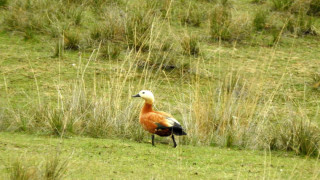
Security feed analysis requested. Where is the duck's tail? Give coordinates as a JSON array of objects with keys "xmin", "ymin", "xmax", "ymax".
[{"xmin": 172, "ymin": 122, "xmax": 187, "ymax": 136}]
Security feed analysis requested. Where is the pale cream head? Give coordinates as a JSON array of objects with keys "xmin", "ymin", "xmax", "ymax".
[{"xmin": 132, "ymin": 90, "xmax": 155, "ymax": 104}]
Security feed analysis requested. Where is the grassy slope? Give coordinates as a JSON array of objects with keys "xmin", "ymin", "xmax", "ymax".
[
  {"xmin": 0, "ymin": 1, "xmax": 320, "ymax": 178},
  {"xmin": 0, "ymin": 132, "xmax": 319, "ymax": 179}
]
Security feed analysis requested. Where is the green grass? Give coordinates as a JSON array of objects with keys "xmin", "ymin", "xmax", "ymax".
[
  {"xmin": 0, "ymin": 132, "xmax": 319, "ymax": 179},
  {"xmin": 0, "ymin": 0, "xmax": 320, "ymax": 165}
]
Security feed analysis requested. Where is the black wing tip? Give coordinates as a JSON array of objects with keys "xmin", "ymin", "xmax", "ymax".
[{"xmin": 173, "ymin": 130, "xmax": 187, "ymax": 136}]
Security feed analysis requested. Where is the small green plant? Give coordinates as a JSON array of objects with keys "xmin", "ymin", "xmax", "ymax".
[
  {"xmin": 253, "ymin": 10, "xmax": 269, "ymax": 31},
  {"xmin": 181, "ymin": 34, "xmax": 200, "ymax": 56}
]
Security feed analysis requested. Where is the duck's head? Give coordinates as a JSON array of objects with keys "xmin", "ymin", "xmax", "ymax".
[{"xmin": 132, "ymin": 90, "xmax": 154, "ymax": 104}]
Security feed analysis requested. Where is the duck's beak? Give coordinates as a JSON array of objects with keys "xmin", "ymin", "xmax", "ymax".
[{"xmin": 132, "ymin": 93, "xmax": 141, "ymax": 97}]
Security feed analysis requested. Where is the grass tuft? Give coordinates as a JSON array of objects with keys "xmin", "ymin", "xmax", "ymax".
[
  {"xmin": 181, "ymin": 34, "xmax": 200, "ymax": 56},
  {"xmin": 253, "ymin": 10, "xmax": 269, "ymax": 31}
]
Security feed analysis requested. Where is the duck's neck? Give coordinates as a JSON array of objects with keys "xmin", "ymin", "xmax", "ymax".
[{"xmin": 141, "ymin": 102, "xmax": 153, "ymax": 113}]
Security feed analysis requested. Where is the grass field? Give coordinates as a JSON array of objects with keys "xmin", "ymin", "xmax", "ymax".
[
  {"xmin": 0, "ymin": 132, "xmax": 320, "ymax": 179},
  {"xmin": 1, "ymin": 0, "xmax": 320, "ymax": 179}
]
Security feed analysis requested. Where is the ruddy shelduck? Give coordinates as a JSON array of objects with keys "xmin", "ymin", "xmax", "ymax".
[{"xmin": 132, "ymin": 90, "xmax": 187, "ymax": 148}]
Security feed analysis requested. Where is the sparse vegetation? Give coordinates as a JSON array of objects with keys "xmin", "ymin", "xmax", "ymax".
[
  {"xmin": 181, "ymin": 34, "xmax": 200, "ymax": 56},
  {"xmin": 5, "ymin": 154, "xmax": 69, "ymax": 180},
  {"xmin": 0, "ymin": 0, "xmax": 320, "ymax": 173}
]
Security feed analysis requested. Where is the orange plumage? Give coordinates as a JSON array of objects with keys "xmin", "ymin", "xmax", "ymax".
[{"xmin": 132, "ymin": 90, "xmax": 187, "ymax": 147}]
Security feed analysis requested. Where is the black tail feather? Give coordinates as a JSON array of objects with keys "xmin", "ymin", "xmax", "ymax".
[{"xmin": 172, "ymin": 122, "xmax": 187, "ymax": 136}]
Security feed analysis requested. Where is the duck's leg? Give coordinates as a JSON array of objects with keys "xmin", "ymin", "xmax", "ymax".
[
  {"xmin": 171, "ymin": 135, "xmax": 177, "ymax": 148},
  {"xmin": 151, "ymin": 134, "xmax": 155, "ymax": 146}
]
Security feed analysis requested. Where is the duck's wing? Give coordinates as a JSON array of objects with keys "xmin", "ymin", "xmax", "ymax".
[{"xmin": 145, "ymin": 112, "xmax": 187, "ymax": 136}]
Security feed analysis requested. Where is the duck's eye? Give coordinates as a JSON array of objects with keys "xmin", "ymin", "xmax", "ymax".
[{"xmin": 142, "ymin": 92, "xmax": 145, "ymax": 94}]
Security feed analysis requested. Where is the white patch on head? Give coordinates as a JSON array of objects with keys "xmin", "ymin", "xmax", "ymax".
[{"xmin": 138, "ymin": 90, "xmax": 155, "ymax": 104}]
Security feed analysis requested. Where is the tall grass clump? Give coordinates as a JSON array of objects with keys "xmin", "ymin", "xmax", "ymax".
[
  {"xmin": 271, "ymin": 0, "xmax": 295, "ymax": 11},
  {"xmin": 253, "ymin": 10, "xmax": 269, "ymax": 31},
  {"xmin": 209, "ymin": 2, "xmax": 251, "ymax": 41},
  {"xmin": 1, "ymin": 49, "xmax": 151, "ymax": 140},
  {"xmin": 279, "ymin": 118, "xmax": 320, "ymax": 156},
  {"xmin": 308, "ymin": 0, "xmax": 320, "ymax": 16},
  {"xmin": 180, "ymin": 2, "xmax": 203, "ymax": 27},
  {"xmin": 209, "ymin": 5, "xmax": 232, "ymax": 40},
  {"xmin": 286, "ymin": 12, "xmax": 317, "ymax": 36},
  {"xmin": 182, "ymin": 69, "xmax": 320, "ymax": 155},
  {"xmin": 7, "ymin": 159, "xmax": 38, "ymax": 180},
  {"xmin": 125, "ymin": 8, "xmax": 157, "ymax": 52},
  {"xmin": 6, "ymin": 154, "xmax": 69, "ymax": 180},
  {"xmin": 187, "ymin": 71, "xmax": 260, "ymax": 146},
  {"xmin": 181, "ymin": 34, "xmax": 200, "ymax": 56},
  {"xmin": 44, "ymin": 154, "xmax": 69, "ymax": 180}
]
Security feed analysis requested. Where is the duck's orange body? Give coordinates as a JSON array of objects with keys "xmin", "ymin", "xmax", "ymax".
[
  {"xmin": 139, "ymin": 103, "xmax": 175, "ymax": 137},
  {"xmin": 133, "ymin": 90, "xmax": 187, "ymax": 147}
]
